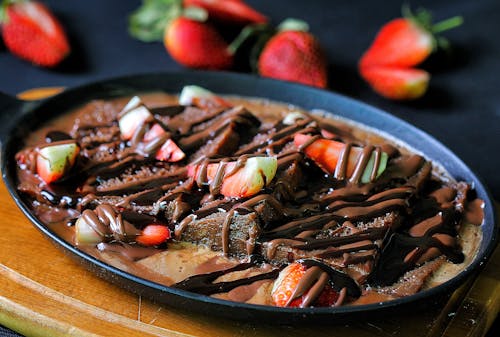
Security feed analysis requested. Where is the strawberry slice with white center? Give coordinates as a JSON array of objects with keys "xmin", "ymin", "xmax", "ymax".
[
  {"xmin": 36, "ymin": 141, "xmax": 79, "ymax": 183},
  {"xmin": 294, "ymin": 134, "xmax": 388, "ymax": 183},
  {"xmin": 187, "ymin": 156, "xmax": 277, "ymax": 198},
  {"xmin": 118, "ymin": 96, "xmax": 154, "ymax": 140},
  {"xmin": 179, "ymin": 85, "xmax": 231, "ymax": 109}
]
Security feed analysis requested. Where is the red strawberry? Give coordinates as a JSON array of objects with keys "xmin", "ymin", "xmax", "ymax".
[
  {"xmin": 143, "ymin": 123, "xmax": 167, "ymax": 142},
  {"xmin": 360, "ymin": 66, "xmax": 430, "ymax": 101},
  {"xmin": 164, "ymin": 16, "xmax": 233, "ymax": 70},
  {"xmin": 155, "ymin": 139, "xmax": 185, "ymax": 162},
  {"xmin": 294, "ymin": 133, "xmax": 388, "ymax": 183},
  {"xmin": 118, "ymin": 96, "xmax": 154, "ymax": 140},
  {"xmin": 142, "ymin": 123, "xmax": 186, "ymax": 162},
  {"xmin": 187, "ymin": 156, "xmax": 277, "ymax": 198},
  {"xmin": 36, "ymin": 141, "xmax": 80, "ymax": 184},
  {"xmin": 258, "ymin": 30, "xmax": 327, "ymax": 88},
  {"xmin": 358, "ymin": 6, "xmax": 462, "ymax": 100},
  {"xmin": 359, "ymin": 8, "xmax": 463, "ymax": 69},
  {"xmin": 0, "ymin": 0, "xmax": 70, "ymax": 67},
  {"xmin": 183, "ymin": 0, "xmax": 267, "ymax": 26},
  {"xmin": 271, "ymin": 262, "xmax": 339, "ymax": 307},
  {"xmin": 136, "ymin": 224, "xmax": 171, "ymax": 246}
]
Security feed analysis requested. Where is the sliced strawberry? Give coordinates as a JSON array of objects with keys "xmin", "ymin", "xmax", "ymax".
[
  {"xmin": 0, "ymin": 0, "xmax": 70, "ymax": 67},
  {"xmin": 75, "ymin": 211, "xmax": 104, "ymax": 245},
  {"xmin": 183, "ymin": 0, "xmax": 267, "ymax": 26},
  {"xmin": 294, "ymin": 134, "xmax": 388, "ymax": 183},
  {"xmin": 155, "ymin": 139, "xmax": 186, "ymax": 162},
  {"xmin": 272, "ymin": 262, "xmax": 306, "ymax": 307},
  {"xmin": 178, "ymin": 85, "xmax": 232, "ymax": 108},
  {"xmin": 282, "ymin": 111, "xmax": 308, "ymax": 126},
  {"xmin": 118, "ymin": 96, "xmax": 154, "ymax": 140},
  {"xmin": 271, "ymin": 262, "xmax": 339, "ymax": 307},
  {"xmin": 187, "ymin": 156, "xmax": 277, "ymax": 198},
  {"xmin": 36, "ymin": 141, "xmax": 79, "ymax": 184},
  {"xmin": 360, "ymin": 66, "xmax": 430, "ymax": 100},
  {"xmin": 143, "ymin": 123, "xmax": 167, "ymax": 142},
  {"xmin": 136, "ymin": 224, "xmax": 171, "ymax": 246},
  {"xmin": 141, "ymin": 122, "xmax": 185, "ymax": 162},
  {"xmin": 294, "ymin": 134, "xmax": 345, "ymax": 174}
]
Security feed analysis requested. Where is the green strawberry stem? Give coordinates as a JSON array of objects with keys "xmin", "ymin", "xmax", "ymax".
[
  {"xmin": 402, "ymin": 4, "xmax": 463, "ymax": 34},
  {"xmin": 402, "ymin": 4, "xmax": 463, "ymax": 51},
  {"xmin": 431, "ymin": 16, "xmax": 463, "ymax": 34},
  {"xmin": 227, "ymin": 23, "xmax": 272, "ymax": 55}
]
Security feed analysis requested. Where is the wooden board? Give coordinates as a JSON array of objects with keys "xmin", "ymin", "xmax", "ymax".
[{"xmin": 0, "ymin": 88, "xmax": 498, "ymax": 336}]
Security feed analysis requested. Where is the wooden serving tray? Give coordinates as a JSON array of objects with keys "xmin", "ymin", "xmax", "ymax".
[{"xmin": 0, "ymin": 88, "xmax": 498, "ymax": 336}]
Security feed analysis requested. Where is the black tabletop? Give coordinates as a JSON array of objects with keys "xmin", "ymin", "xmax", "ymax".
[{"xmin": 0, "ymin": 0, "xmax": 498, "ymax": 335}]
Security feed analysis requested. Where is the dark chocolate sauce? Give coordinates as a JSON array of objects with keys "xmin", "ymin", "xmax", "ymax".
[
  {"xmin": 173, "ymin": 256, "xmax": 280, "ymax": 295},
  {"xmin": 14, "ymin": 93, "xmax": 484, "ymax": 308}
]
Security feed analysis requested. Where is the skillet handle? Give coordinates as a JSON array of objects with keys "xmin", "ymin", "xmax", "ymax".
[{"xmin": 0, "ymin": 91, "xmax": 24, "ymax": 146}]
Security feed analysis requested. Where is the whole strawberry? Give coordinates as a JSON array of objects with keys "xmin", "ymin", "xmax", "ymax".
[
  {"xmin": 0, "ymin": 0, "xmax": 70, "ymax": 67},
  {"xmin": 164, "ymin": 15, "xmax": 233, "ymax": 70},
  {"xmin": 183, "ymin": 0, "xmax": 267, "ymax": 26},
  {"xmin": 359, "ymin": 6, "xmax": 462, "ymax": 100},
  {"xmin": 359, "ymin": 6, "xmax": 463, "ymax": 69},
  {"xmin": 258, "ymin": 23, "xmax": 327, "ymax": 88}
]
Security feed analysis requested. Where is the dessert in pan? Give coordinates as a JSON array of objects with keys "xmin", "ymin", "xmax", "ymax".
[{"xmin": 14, "ymin": 85, "xmax": 484, "ymax": 308}]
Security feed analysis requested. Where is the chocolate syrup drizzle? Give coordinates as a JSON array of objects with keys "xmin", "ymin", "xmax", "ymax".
[
  {"xmin": 173, "ymin": 255, "xmax": 280, "ymax": 295},
  {"xmin": 15, "ymin": 95, "xmax": 484, "ymax": 308}
]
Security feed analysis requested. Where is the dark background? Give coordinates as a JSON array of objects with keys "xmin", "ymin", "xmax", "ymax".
[{"xmin": 0, "ymin": 0, "xmax": 498, "ymax": 335}]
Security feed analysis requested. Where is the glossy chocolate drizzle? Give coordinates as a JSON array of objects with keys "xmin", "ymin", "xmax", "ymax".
[
  {"xmin": 79, "ymin": 204, "xmax": 142, "ymax": 242},
  {"xmin": 173, "ymin": 255, "xmax": 280, "ymax": 295},
  {"xmin": 15, "ymin": 95, "xmax": 484, "ymax": 307}
]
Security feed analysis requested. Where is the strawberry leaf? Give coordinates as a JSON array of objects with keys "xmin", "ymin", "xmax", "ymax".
[{"xmin": 128, "ymin": 0, "xmax": 182, "ymax": 42}]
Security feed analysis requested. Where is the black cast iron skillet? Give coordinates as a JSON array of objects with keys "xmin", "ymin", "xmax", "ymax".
[{"xmin": 0, "ymin": 71, "xmax": 497, "ymax": 324}]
